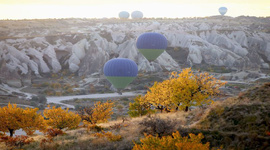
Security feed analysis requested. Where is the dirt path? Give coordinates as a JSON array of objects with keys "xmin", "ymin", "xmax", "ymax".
[{"xmin": 47, "ymin": 91, "xmax": 145, "ymax": 108}]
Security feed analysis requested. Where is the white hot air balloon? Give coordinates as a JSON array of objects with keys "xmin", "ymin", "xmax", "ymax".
[
  {"xmin": 131, "ymin": 11, "xmax": 143, "ymax": 19},
  {"xmin": 219, "ymin": 7, "xmax": 228, "ymax": 16},
  {"xmin": 119, "ymin": 11, "xmax": 130, "ymax": 19}
]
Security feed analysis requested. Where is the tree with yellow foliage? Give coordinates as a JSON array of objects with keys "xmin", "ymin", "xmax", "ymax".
[
  {"xmin": 21, "ymin": 108, "xmax": 47, "ymax": 135},
  {"xmin": 144, "ymin": 79, "xmax": 175, "ymax": 112},
  {"xmin": 128, "ymin": 95, "xmax": 154, "ymax": 117},
  {"xmin": 141, "ymin": 68, "xmax": 226, "ymax": 112},
  {"xmin": 43, "ymin": 106, "xmax": 81, "ymax": 130},
  {"xmin": 0, "ymin": 103, "xmax": 46, "ymax": 137},
  {"xmin": 133, "ymin": 131, "xmax": 209, "ymax": 150},
  {"xmin": 79, "ymin": 101, "xmax": 114, "ymax": 126}
]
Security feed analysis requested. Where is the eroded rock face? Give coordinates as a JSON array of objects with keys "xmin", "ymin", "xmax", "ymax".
[
  {"xmin": 0, "ymin": 16, "xmax": 269, "ymax": 78},
  {"xmin": 78, "ymin": 41, "xmax": 109, "ymax": 76}
]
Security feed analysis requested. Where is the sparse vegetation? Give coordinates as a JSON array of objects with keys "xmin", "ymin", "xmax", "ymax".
[
  {"xmin": 180, "ymin": 82, "xmax": 270, "ymax": 149},
  {"xmin": 93, "ymin": 131, "xmax": 122, "ymax": 142},
  {"xmin": 5, "ymin": 81, "xmax": 268, "ymax": 150}
]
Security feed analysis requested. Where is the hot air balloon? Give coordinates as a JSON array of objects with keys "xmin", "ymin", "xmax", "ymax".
[
  {"xmin": 131, "ymin": 11, "xmax": 143, "ymax": 19},
  {"xmin": 136, "ymin": 32, "xmax": 168, "ymax": 62},
  {"xmin": 119, "ymin": 11, "xmax": 130, "ymax": 19},
  {"xmin": 103, "ymin": 58, "xmax": 138, "ymax": 94},
  {"xmin": 219, "ymin": 7, "xmax": 228, "ymax": 16}
]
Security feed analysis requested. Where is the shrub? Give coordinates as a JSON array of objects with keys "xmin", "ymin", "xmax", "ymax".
[
  {"xmin": 109, "ymin": 122, "xmax": 129, "ymax": 131},
  {"xmin": 55, "ymin": 91, "xmax": 62, "ymax": 96},
  {"xmin": 0, "ymin": 135, "xmax": 34, "ymax": 149},
  {"xmin": 109, "ymin": 123, "xmax": 122, "ymax": 131},
  {"xmin": 139, "ymin": 115, "xmax": 177, "ymax": 138},
  {"xmin": 133, "ymin": 131, "xmax": 209, "ymax": 150},
  {"xmin": 116, "ymin": 104, "xmax": 124, "ymax": 113},
  {"xmin": 31, "ymin": 94, "xmax": 47, "ymax": 104},
  {"xmin": 93, "ymin": 131, "xmax": 122, "ymax": 142},
  {"xmin": 41, "ymin": 82, "xmax": 50, "ymax": 87},
  {"xmin": 45, "ymin": 128, "xmax": 64, "ymax": 140},
  {"xmin": 176, "ymin": 128, "xmax": 269, "ymax": 149},
  {"xmin": 51, "ymin": 82, "xmax": 61, "ymax": 89},
  {"xmin": 87, "ymin": 124, "xmax": 103, "ymax": 132},
  {"xmin": 39, "ymin": 128, "xmax": 65, "ymax": 149},
  {"xmin": 128, "ymin": 95, "xmax": 154, "ymax": 117}
]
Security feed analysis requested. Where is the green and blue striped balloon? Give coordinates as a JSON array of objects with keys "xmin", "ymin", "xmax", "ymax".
[
  {"xmin": 136, "ymin": 32, "xmax": 168, "ymax": 62},
  {"xmin": 104, "ymin": 58, "xmax": 138, "ymax": 90}
]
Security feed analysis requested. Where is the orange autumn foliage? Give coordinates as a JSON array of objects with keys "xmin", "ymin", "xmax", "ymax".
[
  {"xmin": 79, "ymin": 101, "xmax": 114, "ymax": 126},
  {"xmin": 43, "ymin": 106, "xmax": 81, "ymax": 130},
  {"xmin": 0, "ymin": 103, "xmax": 46, "ymax": 137},
  {"xmin": 21, "ymin": 107, "xmax": 47, "ymax": 135},
  {"xmin": 0, "ymin": 135, "xmax": 34, "ymax": 148},
  {"xmin": 143, "ymin": 68, "xmax": 226, "ymax": 112},
  {"xmin": 133, "ymin": 131, "xmax": 209, "ymax": 150}
]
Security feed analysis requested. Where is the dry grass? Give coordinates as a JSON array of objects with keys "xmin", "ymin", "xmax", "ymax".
[
  {"xmin": 0, "ymin": 143, "xmax": 5, "ymax": 150},
  {"xmin": 182, "ymin": 83, "xmax": 270, "ymax": 149},
  {"xmin": 18, "ymin": 110, "xmax": 192, "ymax": 150}
]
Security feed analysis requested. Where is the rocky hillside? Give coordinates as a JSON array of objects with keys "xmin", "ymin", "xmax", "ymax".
[
  {"xmin": 0, "ymin": 16, "xmax": 270, "ymax": 79},
  {"xmin": 188, "ymin": 82, "xmax": 270, "ymax": 149}
]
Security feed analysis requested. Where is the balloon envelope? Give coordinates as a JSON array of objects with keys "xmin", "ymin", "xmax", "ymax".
[
  {"xmin": 131, "ymin": 11, "xmax": 143, "ymax": 19},
  {"xmin": 219, "ymin": 7, "xmax": 227, "ymax": 16},
  {"xmin": 104, "ymin": 58, "xmax": 138, "ymax": 89},
  {"xmin": 119, "ymin": 11, "xmax": 130, "ymax": 19},
  {"xmin": 136, "ymin": 32, "xmax": 168, "ymax": 61}
]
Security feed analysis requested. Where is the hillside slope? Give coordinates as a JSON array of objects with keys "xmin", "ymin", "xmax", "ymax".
[{"xmin": 9, "ymin": 82, "xmax": 269, "ymax": 150}]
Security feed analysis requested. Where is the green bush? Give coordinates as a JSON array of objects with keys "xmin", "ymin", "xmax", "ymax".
[
  {"xmin": 128, "ymin": 95, "xmax": 154, "ymax": 117},
  {"xmin": 30, "ymin": 94, "xmax": 47, "ymax": 106}
]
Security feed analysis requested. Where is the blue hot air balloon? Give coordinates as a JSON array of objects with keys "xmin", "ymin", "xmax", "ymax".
[
  {"xmin": 136, "ymin": 32, "xmax": 168, "ymax": 62},
  {"xmin": 104, "ymin": 58, "xmax": 138, "ymax": 94},
  {"xmin": 219, "ymin": 7, "xmax": 228, "ymax": 16},
  {"xmin": 131, "ymin": 11, "xmax": 143, "ymax": 19},
  {"xmin": 119, "ymin": 11, "xmax": 130, "ymax": 19}
]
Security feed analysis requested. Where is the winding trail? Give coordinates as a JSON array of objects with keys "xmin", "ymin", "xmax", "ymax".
[{"xmin": 46, "ymin": 91, "xmax": 145, "ymax": 108}]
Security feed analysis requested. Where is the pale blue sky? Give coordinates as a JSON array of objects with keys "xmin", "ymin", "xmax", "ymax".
[{"xmin": 0, "ymin": 0, "xmax": 269, "ymax": 19}]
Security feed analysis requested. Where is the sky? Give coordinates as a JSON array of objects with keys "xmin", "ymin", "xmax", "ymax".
[{"xmin": 0, "ymin": 0, "xmax": 269, "ymax": 19}]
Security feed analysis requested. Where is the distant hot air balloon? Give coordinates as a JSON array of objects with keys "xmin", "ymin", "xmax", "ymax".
[
  {"xmin": 136, "ymin": 32, "xmax": 168, "ymax": 62},
  {"xmin": 103, "ymin": 58, "xmax": 138, "ymax": 94},
  {"xmin": 131, "ymin": 11, "xmax": 143, "ymax": 19},
  {"xmin": 119, "ymin": 11, "xmax": 130, "ymax": 19},
  {"xmin": 219, "ymin": 7, "xmax": 228, "ymax": 16}
]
